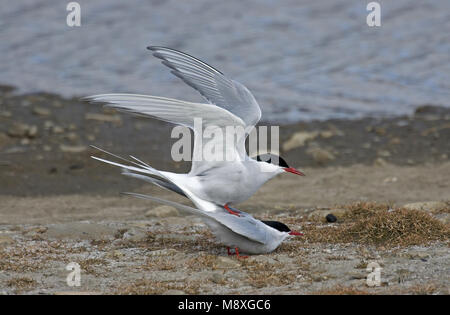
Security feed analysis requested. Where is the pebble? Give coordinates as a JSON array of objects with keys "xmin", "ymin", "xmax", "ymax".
[
  {"xmin": 307, "ymin": 147, "xmax": 335, "ymax": 165},
  {"xmin": 59, "ymin": 144, "xmax": 87, "ymax": 153},
  {"xmin": 85, "ymin": 113, "xmax": 122, "ymax": 124},
  {"xmin": 308, "ymin": 209, "xmax": 347, "ymax": 222},
  {"xmin": 32, "ymin": 106, "xmax": 51, "ymax": 116},
  {"xmin": 326, "ymin": 214, "xmax": 337, "ymax": 223},
  {"xmin": 282, "ymin": 131, "xmax": 318, "ymax": 151}
]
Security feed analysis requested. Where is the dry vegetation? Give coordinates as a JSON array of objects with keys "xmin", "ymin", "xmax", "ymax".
[{"xmin": 291, "ymin": 202, "xmax": 449, "ymax": 248}]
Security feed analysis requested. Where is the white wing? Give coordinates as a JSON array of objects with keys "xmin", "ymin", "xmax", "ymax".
[
  {"xmin": 148, "ymin": 46, "xmax": 262, "ymax": 128},
  {"xmin": 85, "ymin": 94, "xmax": 249, "ymax": 173}
]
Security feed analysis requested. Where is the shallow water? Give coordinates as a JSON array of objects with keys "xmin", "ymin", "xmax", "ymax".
[{"xmin": 1, "ymin": 0, "xmax": 449, "ymax": 122}]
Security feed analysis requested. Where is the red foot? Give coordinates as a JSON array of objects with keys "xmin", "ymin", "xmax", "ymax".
[
  {"xmin": 227, "ymin": 247, "xmax": 248, "ymax": 259},
  {"xmin": 224, "ymin": 204, "xmax": 240, "ymax": 217},
  {"xmin": 234, "ymin": 247, "xmax": 248, "ymax": 259}
]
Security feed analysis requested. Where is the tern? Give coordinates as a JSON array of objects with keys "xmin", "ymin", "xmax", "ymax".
[
  {"xmin": 85, "ymin": 46, "xmax": 305, "ymax": 216},
  {"xmin": 125, "ymin": 193, "xmax": 302, "ymax": 256}
]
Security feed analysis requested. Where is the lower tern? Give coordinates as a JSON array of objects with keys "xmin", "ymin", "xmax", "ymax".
[{"xmin": 85, "ymin": 46, "xmax": 305, "ymax": 215}]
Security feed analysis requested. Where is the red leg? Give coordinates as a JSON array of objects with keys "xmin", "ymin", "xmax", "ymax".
[
  {"xmin": 227, "ymin": 247, "xmax": 234, "ymax": 256},
  {"xmin": 224, "ymin": 204, "xmax": 240, "ymax": 217},
  {"xmin": 235, "ymin": 247, "xmax": 248, "ymax": 259}
]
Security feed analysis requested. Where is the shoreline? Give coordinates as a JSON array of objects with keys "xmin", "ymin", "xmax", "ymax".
[{"xmin": 0, "ymin": 85, "xmax": 449, "ymax": 196}]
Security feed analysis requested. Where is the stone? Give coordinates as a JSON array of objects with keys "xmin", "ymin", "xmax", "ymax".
[
  {"xmin": 85, "ymin": 113, "xmax": 122, "ymax": 124},
  {"xmin": 282, "ymin": 131, "xmax": 318, "ymax": 151},
  {"xmin": 7, "ymin": 123, "xmax": 30, "ymax": 138},
  {"xmin": 51, "ymin": 125, "xmax": 64, "ymax": 134},
  {"xmin": 65, "ymin": 132, "xmax": 78, "ymax": 141},
  {"xmin": 308, "ymin": 209, "xmax": 348, "ymax": 222},
  {"xmin": 319, "ymin": 130, "xmax": 335, "ymax": 138},
  {"xmin": 145, "ymin": 205, "xmax": 179, "ymax": 218},
  {"xmin": 27, "ymin": 125, "xmax": 38, "ymax": 138},
  {"xmin": 32, "ymin": 106, "xmax": 51, "ymax": 116},
  {"xmin": 210, "ymin": 272, "xmax": 226, "ymax": 284},
  {"xmin": 307, "ymin": 147, "xmax": 335, "ymax": 165},
  {"xmin": 122, "ymin": 228, "xmax": 148, "ymax": 242},
  {"xmin": 326, "ymin": 214, "xmax": 337, "ymax": 223},
  {"xmin": 374, "ymin": 157, "xmax": 388, "ymax": 166}
]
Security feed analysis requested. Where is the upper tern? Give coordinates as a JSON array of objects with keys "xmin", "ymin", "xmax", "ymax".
[{"xmin": 85, "ymin": 46, "xmax": 304, "ymax": 215}]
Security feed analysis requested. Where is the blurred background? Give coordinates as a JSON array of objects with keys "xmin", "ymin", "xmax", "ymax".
[{"xmin": 1, "ymin": 0, "xmax": 449, "ymax": 122}]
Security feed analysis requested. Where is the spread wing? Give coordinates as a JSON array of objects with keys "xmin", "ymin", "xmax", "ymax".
[
  {"xmin": 148, "ymin": 46, "xmax": 262, "ymax": 128},
  {"xmin": 84, "ymin": 94, "xmax": 247, "ymax": 173}
]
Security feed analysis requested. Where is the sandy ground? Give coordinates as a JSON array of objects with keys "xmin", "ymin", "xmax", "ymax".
[{"xmin": 1, "ymin": 163, "xmax": 449, "ymax": 295}]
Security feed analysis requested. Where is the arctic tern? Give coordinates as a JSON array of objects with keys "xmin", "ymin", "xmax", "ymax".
[{"xmin": 85, "ymin": 46, "xmax": 305, "ymax": 216}]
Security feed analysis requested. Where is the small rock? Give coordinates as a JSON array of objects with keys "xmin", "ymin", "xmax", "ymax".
[
  {"xmin": 210, "ymin": 272, "xmax": 226, "ymax": 284},
  {"xmin": 374, "ymin": 127, "xmax": 386, "ymax": 136},
  {"xmin": 282, "ymin": 131, "xmax": 318, "ymax": 151},
  {"xmin": 405, "ymin": 251, "xmax": 430, "ymax": 260},
  {"xmin": 402, "ymin": 201, "xmax": 448, "ymax": 213},
  {"xmin": 32, "ymin": 106, "xmax": 51, "ymax": 116},
  {"xmin": 51, "ymin": 125, "xmax": 64, "ymax": 134},
  {"xmin": 326, "ymin": 214, "xmax": 337, "ymax": 223},
  {"xmin": 308, "ymin": 209, "xmax": 348, "ymax": 222},
  {"xmin": 59, "ymin": 144, "xmax": 87, "ymax": 153},
  {"xmin": 27, "ymin": 125, "xmax": 38, "ymax": 138},
  {"xmin": 374, "ymin": 157, "xmax": 388, "ymax": 166},
  {"xmin": 307, "ymin": 147, "xmax": 335, "ymax": 165},
  {"xmin": 319, "ymin": 130, "xmax": 335, "ymax": 139},
  {"xmin": 44, "ymin": 121, "xmax": 55, "ymax": 130},
  {"xmin": 7, "ymin": 123, "xmax": 30, "ymax": 138},
  {"xmin": 122, "ymin": 228, "xmax": 148, "ymax": 242},
  {"xmin": 145, "ymin": 205, "xmax": 179, "ymax": 218},
  {"xmin": 377, "ymin": 150, "xmax": 391, "ymax": 157},
  {"xmin": 85, "ymin": 113, "xmax": 122, "ymax": 124},
  {"xmin": 65, "ymin": 132, "xmax": 78, "ymax": 141}
]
